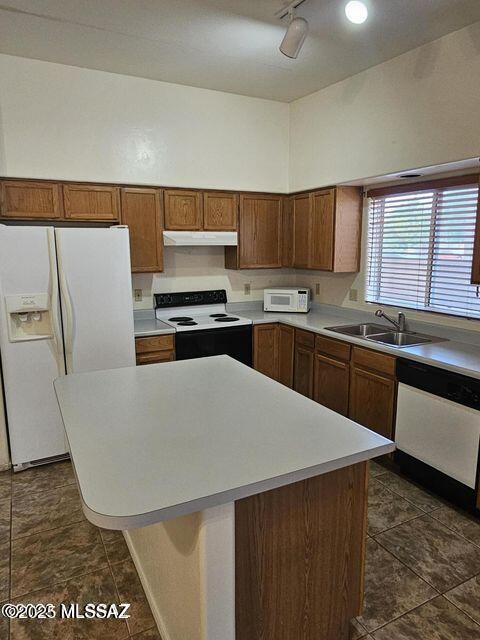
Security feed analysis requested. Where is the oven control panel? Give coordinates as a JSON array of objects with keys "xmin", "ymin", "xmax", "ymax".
[{"xmin": 155, "ymin": 289, "xmax": 227, "ymax": 308}]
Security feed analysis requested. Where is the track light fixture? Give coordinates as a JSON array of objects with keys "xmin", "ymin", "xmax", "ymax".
[{"xmin": 279, "ymin": 7, "xmax": 308, "ymax": 59}]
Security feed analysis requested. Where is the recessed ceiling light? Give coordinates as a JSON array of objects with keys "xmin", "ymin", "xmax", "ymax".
[{"xmin": 345, "ymin": 1, "xmax": 368, "ymax": 24}]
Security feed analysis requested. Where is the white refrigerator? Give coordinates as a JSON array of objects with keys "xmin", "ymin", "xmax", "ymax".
[{"xmin": 0, "ymin": 225, "xmax": 135, "ymax": 470}]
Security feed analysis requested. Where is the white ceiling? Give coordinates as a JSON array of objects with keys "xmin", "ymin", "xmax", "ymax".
[{"xmin": 0, "ymin": 0, "xmax": 479, "ymax": 102}]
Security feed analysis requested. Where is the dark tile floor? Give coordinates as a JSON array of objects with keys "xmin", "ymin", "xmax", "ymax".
[
  {"xmin": 352, "ymin": 460, "xmax": 480, "ymax": 639},
  {"xmin": 0, "ymin": 461, "xmax": 160, "ymax": 640},
  {"xmin": 2, "ymin": 459, "xmax": 480, "ymax": 639}
]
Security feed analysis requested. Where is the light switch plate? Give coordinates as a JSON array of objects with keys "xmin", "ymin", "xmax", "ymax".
[
  {"xmin": 244, "ymin": 283, "xmax": 251, "ymax": 295},
  {"xmin": 134, "ymin": 289, "xmax": 143, "ymax": 302},
  {"xmin": 349, "ymin": 288, "xmax": 358, "ymax": 302}
]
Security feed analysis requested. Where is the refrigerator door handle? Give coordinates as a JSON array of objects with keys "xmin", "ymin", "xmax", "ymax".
[
  {"xmin": 47, "ymin": 229, "xmax": 66, "ymax": 376},
  {"xmin": 56, "ymin": 235, "xmax": 75, "ymax": 373}
]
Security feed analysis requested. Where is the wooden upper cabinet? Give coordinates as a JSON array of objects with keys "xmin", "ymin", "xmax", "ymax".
[
  {"xmin": 293, "ymin": 193, "xmax": 311, "ymax": 268},
  {"xmin": 292, "ymin": 186, "xmax": 362, "ymax": 272},
  {"xmin": 471, "ymin": 177, "xmax": 480, "ymax": 284},
  {"xmin": 63, "ymin": 184, "xmax": 120, "ymax": 220},
  {"xmin": 203, "ymin": 192, "xmax": 237, "ymax": 230},
  {"xmin": 281, "ymin": 197, "xmax": 294, "ymax": 268},
  {"xmin": 310, "ymin": 189, "xmax": 335, "ymax": 270},
  {"xmin": 253, "ymin": 324, "xmax": 279, "ymax": 380},
  {"xmin": 238, "ymin": 194, "xmax": 282, "ymax": 268},
  {"xmin": 164, "ymin": 190, "xmax": 202, "ymax": 230},
  {"xmin": 1, "ymin": 180, "xmax": 63, "ymax": 219},
  {"xmin": 120, "ymin": 188, "xmax": 163, "ymax": 273}
]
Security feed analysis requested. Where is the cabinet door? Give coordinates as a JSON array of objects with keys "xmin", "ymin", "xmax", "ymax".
[
  {"xmin": 293, "ymin": 193, "xmax": 311, "ymax": 268},
  {"xmin": 203, "ymin": 192, "xmax": 237, "ymax": 230},
  {"xmin": 310, "ymin": 189, "xmax": 335, "ymax": 270},
  {"xmin": 253, "ymin": 324, "xmax": 278, "ymax": 380},
  {"xmin": 164, "ymin": 190, "xmax": 202, "ymax": 230},
  {"xmin": 294, "ymin": 345, "xmax": 314, "ymax": 398},
  {"xmin": 1, "ymin": 180, "xmax": 63, "ymax": 219},
  {"xmin": 282, "ymin": 197, "xmax": 294, "ymax": 268},
  {"xmin": 63, "ymin": 184, "xmax": 120, "ymax": 220},
  {"xmin": 349, "ymin": 367, "xmax": 396, "ymax": 439},
  {"xmin": 313, "ymin": 353, "xmax": 349, "ymax": 416},
  {"xmin": 121, "ymin": 188, "xmax": 163, "ymax": 273},
  {"xmin": 239, "ymin": 195, "xmax": 282, "ymax": 268},
  {"xmin": 278, "ymin": 324, "xmax": 294, "ymax": 387},
  {"xmin": 471, "ymin": 180, "xmax": 480, "ymax": 284}
]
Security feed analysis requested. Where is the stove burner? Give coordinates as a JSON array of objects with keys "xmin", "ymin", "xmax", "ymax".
[
  {"xmin": 210, "ymin": 313, "xmax": 228, "ymax": 318},
  {"xmin": 177, "ymin": 320, "xmax": 198, "ymax": 326},
  {"xmin": 214, "ymin": 317, "xmax": 239, "ymax": 323},
  {"xmin": 169, "ymin": 316, "xmax": 193, "ymax": 322}
]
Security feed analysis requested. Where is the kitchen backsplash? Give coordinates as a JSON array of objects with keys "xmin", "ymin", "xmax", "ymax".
[{"xmin": 131, "ymin": 246, "xmax": 298, "ymax": 309}]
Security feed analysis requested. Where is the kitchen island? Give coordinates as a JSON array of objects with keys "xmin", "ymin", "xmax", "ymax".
[{"xmin": 54, "ymin": 355, "xmax": 394, "ymax": 640}]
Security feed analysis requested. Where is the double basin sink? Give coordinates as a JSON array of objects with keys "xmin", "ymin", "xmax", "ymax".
[{"xmin": 325, "ymin": 323, "xmax": 446, "ymax": 348}]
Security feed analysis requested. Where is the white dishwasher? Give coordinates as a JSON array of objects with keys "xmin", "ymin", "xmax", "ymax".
[{"xmin": 395, "ymin": 359, "xmax": 480, "ymax": 508}]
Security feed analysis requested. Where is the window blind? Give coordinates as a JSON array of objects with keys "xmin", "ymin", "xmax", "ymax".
[{"xmin": 366, "ymin": 179, "xmax": 480, "ymax": 319}]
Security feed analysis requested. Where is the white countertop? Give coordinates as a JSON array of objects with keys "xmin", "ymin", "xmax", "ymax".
[
  {"xmin": 54, "ymin": 355, "xmax": 393, "ymax": 529},
  {"xmin": 133, "ymin": 307, "xmax": 480, "ymax": 380},
  {"xmin": 237, "ymin": 309, "xmax": 480, "ymax": 380},
  {"xmin": 134, "ymin": 316, "xmax": 174, "ymax": 336}
]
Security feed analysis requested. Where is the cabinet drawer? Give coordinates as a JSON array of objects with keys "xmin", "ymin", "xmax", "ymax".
[
  {"xmin": 136, "ymin": 351, "xmax": 175, "ymax": 365},
  {"xmin": 295, "ymin": 329, "xmax": 315, "ymax": 349},
  {"xmin": 315, "ymin": 335, "xmax": 350, "ymax": 361},
  {"xmin": 352, "ymin": 346, "xmax": 396, "ymax": 377},
  {"xmin": 135, "ymin": 335, "xmax": 174, "ymax": 354}
]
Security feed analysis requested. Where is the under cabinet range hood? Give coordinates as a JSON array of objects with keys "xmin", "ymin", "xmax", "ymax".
[{"xmin": 163, "ymin": 231, "xmax": 238, "ymax": 246}]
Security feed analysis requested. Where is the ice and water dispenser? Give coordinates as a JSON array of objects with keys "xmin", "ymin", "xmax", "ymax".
[{"xmin": 4, "ymin": 294, "xmax": 53, "ymax": 342}]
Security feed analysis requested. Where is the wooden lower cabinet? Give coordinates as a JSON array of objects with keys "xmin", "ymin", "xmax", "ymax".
[
  {"xmin": 253, "ymin": 323, "xmax": 294, "ymax": 388},
  {"xmin": 349, "ymin": 367, "xmax": 396, "ymax": 439},
  {"xmin": 253, "ymin": 324, "xmax": 278, "ymax": 380},
  {"xmin": 135, "ymin": 335, "xmax": 175, "ymax": 365},
  {"xmin": 294, "ymin": 343, "xmax": 314, "ymax": 399},
  {"xmin": 313, "ymin": 353, "xmax": 350, "ymax": 416},
  {"xmin": 277, "ymin": 324, "xmax": 294, "ymax": 387},
  {"xmin": 235, "ymin": 463, "xmax": 368, "ymax": 640}
]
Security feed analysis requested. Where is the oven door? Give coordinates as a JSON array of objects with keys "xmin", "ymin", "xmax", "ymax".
[
  {"xmin": 175, "ymin": 325, "xmax": 252, "ymax": 366},
  {"xmin": 264, "ymin": 292, "xmax": 296, "ymax": 312}
]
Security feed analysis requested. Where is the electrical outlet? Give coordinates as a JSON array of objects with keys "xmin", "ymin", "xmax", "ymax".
[
  {"xmin": 349, "ymin": 288, "xmax": 358, "ymax": 302},
  {"xmin": 244, "ymin": 283, "xmax": 251, "ymax": 295},
  {"xmin": 134, "ymin": 289, "xmax": 143, "ymax": 302},
  {"xmin": 315, "ymin": 283, "xmax": 320, "ymax": 296}
]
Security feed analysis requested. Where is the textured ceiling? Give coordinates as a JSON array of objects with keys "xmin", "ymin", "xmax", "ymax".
[{"xmin": 0, "ymin": 0, "xmax": 479, "ymax": 101}]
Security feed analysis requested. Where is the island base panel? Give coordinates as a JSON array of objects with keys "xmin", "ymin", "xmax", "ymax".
[{"xmin": 235, "ymin": 462, "xmax": 368, "ymax": 640}]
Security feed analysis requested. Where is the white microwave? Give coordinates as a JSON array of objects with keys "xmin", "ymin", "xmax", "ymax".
[{"xmin": 264, "ymin": 288, "xmax": 311, "ymax": 313}]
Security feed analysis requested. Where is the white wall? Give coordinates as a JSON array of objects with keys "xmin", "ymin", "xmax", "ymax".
[
  {"xmin": 133, "ymin": 247, "xmax": 297, "ymax": 310},
  {"xmin": 0, "ymin": 55, "xmax": 289, "ymax": 192},
  {"xmin": 289, "ymin": 23, "xmax": 480, "ymax": 192}
]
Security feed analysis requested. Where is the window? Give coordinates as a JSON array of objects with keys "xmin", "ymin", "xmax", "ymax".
[{"xmin": 366, "ymin": 177, "xmax": 480, "ymax": 319}]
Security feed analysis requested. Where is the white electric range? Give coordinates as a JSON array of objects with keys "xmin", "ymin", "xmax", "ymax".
[{"xmin": 154, "ymin": 290, "xmax": 253, "ymax": 365}]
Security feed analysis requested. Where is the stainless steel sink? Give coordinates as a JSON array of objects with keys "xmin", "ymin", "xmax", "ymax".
[
  {"xmin": 324, "ymin": 323, "xmax": 389, "ymax": 337},
  {"xmin": 365, "ymin": 332, "xmax": 434, "ymax": 347},
  {"xmin": 325, "ymin": 323, "xmax": 446, "ymax": 348}
]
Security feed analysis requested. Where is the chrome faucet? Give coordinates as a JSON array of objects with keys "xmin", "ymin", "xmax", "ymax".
[{"xmin": 375, "ymin": 309, "xmax": 407, "ymax": 332}]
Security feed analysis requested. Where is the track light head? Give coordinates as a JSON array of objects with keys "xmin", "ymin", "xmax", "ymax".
[{"xmin": 279, "ymin": 12, "xmax": 308, "ymax": 59}]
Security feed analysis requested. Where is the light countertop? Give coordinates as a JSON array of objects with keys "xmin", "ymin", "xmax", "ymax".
[
  {"xmin": 54, "ymin": 355, "xmax": 393, "ymax": 529},
  {"xmin": 133, "ymin": 307, "xmax": 480, "ymax": 380},
  {"xmin": 133, "ymin": 316, "xmax": 174, "ymax": 336}
]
